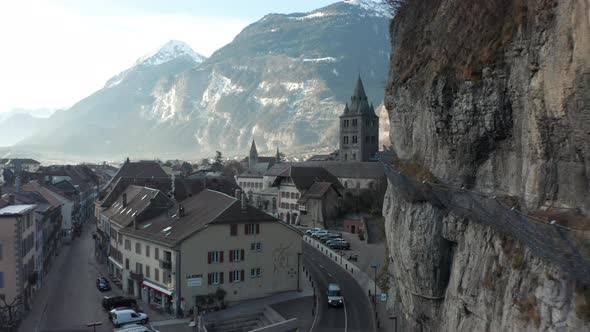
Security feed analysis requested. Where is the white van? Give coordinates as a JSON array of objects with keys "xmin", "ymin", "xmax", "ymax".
[
  {"xmin": 111, "ymin": 309, "xmax": 149, "ymax": 327},
  {"xmin": 327, "ymin": 283, "xmax": 344, "ymax": 307}
]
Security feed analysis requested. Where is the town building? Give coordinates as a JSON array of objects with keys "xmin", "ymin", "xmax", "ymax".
[
  {"xmin": 296, "ymin": 182, "xmax": 341, "ymax": 228},
  {"xmin": 116, "ymin": 189, "xmax": 302, "ymax": 316},
  {"xmin": 0, "ymin": 159, "xmax": 41, "ymax": 173},
  {"xmin": 338, "ymin": 76, "xmax": 379, "ymax": 162},
  {"xmin": 0, "ymin": 203, "xmax": 37, "ymax": 317},
  {"xmin": 272, "ymin": 166, "xmax": 342, "ymax": 225}
]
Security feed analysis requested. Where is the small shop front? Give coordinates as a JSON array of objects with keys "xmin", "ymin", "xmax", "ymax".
[{"xmin": 142, "ymin": 280, "xmax": 173, "ymax": 314}]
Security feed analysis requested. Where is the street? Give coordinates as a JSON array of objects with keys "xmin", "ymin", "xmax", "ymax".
[
  {"xmin": 302, "ymin": 242, "xmax": 374, "ymax": 332},
  {"xmin": 19, "ymin": 223, "xmax": 117, "ymax": 332}
]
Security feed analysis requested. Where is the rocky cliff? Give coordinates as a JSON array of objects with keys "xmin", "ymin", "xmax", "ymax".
[{"xmin": 383, "ymin": 0, "xmax": 590, "ymax": 330}]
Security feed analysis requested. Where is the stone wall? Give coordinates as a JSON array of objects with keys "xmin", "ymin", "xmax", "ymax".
[{"xmin": 383, "ymin": 0, "xmax": 590, "ymax": 330}]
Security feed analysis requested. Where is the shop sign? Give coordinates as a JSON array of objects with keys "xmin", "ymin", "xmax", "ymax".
[{"xmin": 187, "ymin": 274, "xmax": 203, "ymax": 287}]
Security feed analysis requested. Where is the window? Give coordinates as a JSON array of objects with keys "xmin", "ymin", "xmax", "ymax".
[
  {"xmin": 0, "ymin": 241, "xmax": 2, "ymax": 260},
  {"xmin": 230, "ymin": 224, "xmax": 238, "ymax": 236},
  {"xmin": 145, "ymin": 245, "xmax": 150, "ymax": 257},
  {"xmin": 136, "ymin": 263, "xmax": 143, "ymax": 275},
  {"xmin": 146, "ymin": 266, "xmax": 150, "ymax": 278},
  {"xmin": 118, "ymin": 233, "xmax": 123, "ymax": 245},
  {"xmin": 0, "ymin": 271, "xmax": 4, "ymax": 288},
  {"xmin": 366, "ymin": 136, "xmax": 370, "ymax": 143},
  {"xmin": 352, "ymin": 119, "xmax": 358, "ymax": 127},
  {"xmin": 290, "ymin": 203, "xmax": 296, "ymax": 210},
  {"xmin": 155, "ymin": 268, "xmax": 160, "ymax": 281},
  {"xmin": 245, "ymin": 224, "xmax": 259, "ymax": 235},
  {"xmin": 135, "ymin": 242, "xmax": 141, "ymax": 255},
  {"xmin": 229, "ymin": 270, "xmax": 244, "ymax": 283},
  {"xmin": 229, "ymin": 249, "xmax": 245, "ymax": 262},
  {"xmin": 352, "ymin": 153, "xmax": 356, "ymax": 160},
  {"xmin": 295, "ymin": 193, "xmax": 300, "ymax": 199},
  {"xmin": 125, "ymin": 259, "xmax": 129, "ymax": 269},
  {"xmin": 344, "ymin": 154, "xmax": 348, "ymax": 160},
  {"xmin": 343, "ymin": 136, "xmax": 349, "ymax": 144},
  {"xmin": 208, "ymin": 251, "xmax": 224, "ymax": 264},
  {"xmin": 290, "ymin": 192, "xmax": 295, "ymax": 199},
  {"xmin": 125, "ymin": 239, "xmax": 131, "ymax": 251},
  {"xmin": 250, "ymin": 268, "xmax": 262, "ymax": 278},
  {"xmin": 155, "ymin": 247, "xmax": 160, "ymax": 260},
  {"xmin": 208, "ymin": 272, "xmax": 223, "ymax": 285},
  {"xmin": 251, "ymin": 242, "xmax": 262, "ymax": 251},
  {"xmin": 352, "ymin": 136, "xmax": 358, "ymax": 144}
]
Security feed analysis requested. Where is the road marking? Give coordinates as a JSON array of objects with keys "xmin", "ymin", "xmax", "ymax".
[
  {"xmin": 318, "ymin": 264, "xmax": 324, "ymax": 269},
  {"xmin": 327, "ymin": 272, "xmax": 333, "ymax": 278},
  {"xmin": 310, "ymin": 286, "xmax": 320, "ymax": 332},
  {"xmin": 343, "ymin": 297, "xmax": 348, "ymax": 332}
]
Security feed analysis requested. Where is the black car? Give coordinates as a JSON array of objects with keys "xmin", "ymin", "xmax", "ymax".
[
  {"xmin": 96, "ymin": 277, "xmax": 111, "ymax": 291},
  {"xmin": 102, "ymin": 296, "xmax": 138, "ymax": 311},
  {"xmin": 328, "ymin": 240, "xmax": 351, "ymax": 250},
  {"xmin": 319, "ymin": 233, "xmax": 342, "ymax": 243}
]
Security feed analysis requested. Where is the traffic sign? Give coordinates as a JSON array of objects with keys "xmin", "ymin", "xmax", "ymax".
[{"xmin": 380, "ymin": 293, "xmax": 387, "ymax": 301}]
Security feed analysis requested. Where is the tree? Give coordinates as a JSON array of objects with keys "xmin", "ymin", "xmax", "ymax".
[
  {"xmin": 200, "ymin": 158, "xmax": 210, "ymax": 166},
  {"xmin": 212, "ymin": 151, "xmax": 224, "ymax": 172},
  {"xmin": 180, "ymin": 162, "xmax": 193, "ymax": 176},
  {"xmin": 0, "ymin": 295, "xmax": 21, "ymax": 330},
  {"xmin": 221, "ymin": 160, "xmax": 244, "ymax": 180},
  {"xmin": 278, "ymin": 152, "xmax": 286, "ymax": 162}
]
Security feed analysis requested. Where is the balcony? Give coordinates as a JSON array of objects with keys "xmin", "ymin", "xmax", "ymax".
[
  {"xmin": 159, "ymin": 259, "xmax": 172, "ymax": 270},
  {"xmin": 129, "ymin": 271, "xmax": 144, "ymax": 282}
]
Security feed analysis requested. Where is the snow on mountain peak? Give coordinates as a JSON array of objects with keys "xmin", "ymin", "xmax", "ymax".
[
  {"xmin": 135, "ymin": 40, "xmax": 206, "ymax": 67},
  {"xmin": 343, "ymin": 0, "xmax": 392, "ymax": 18}
]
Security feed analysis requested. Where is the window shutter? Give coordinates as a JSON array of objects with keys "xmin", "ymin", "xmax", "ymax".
[
  {"xmin": 220, "ymin": 272, "xmax": 224, "ymax": 284},
  {"xmin": 244, "ymin": 224, "xmax": 248, "ymax": 234},
  {"xmin": 229, "ymin": 271, "xmax": 233, "ymax": 283},
  {"xmin": 240, "ymin": 270, "xmax": 245, "ymax": 282},
  {"xmin": 220, "ymin": 251, "xmax": 224, "ymax": 263},
  {"xmin": 230, "ymin": 224, "xmax": 237, "ymax": 236},
  {"xmin": 241, "ymin": 249, "xmax": 245, "ymax": 261},
  {"xmin": 208, "ymin": 273, "xmax": 212, "ymax": 285},
  {"xmin": 208, "ymin": 252, "xmax": 212, "ymax": 264},
  {"xmin": 255, "ymin": 224, "xmax": 260, "ymax": 234}
]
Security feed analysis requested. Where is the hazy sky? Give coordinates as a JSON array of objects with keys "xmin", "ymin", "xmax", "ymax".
[{"xmin": 0, "ymin": 0, "xmax": 339, "ymax": 113}]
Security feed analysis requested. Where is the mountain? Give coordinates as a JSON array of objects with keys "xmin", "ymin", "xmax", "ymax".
[
  {"xmin": 0, "ymin": 113, "xmax": 45, "ymax": 146},
  {"xmin": 17, "ymin": 1, "xmax": 391, "ymax": 161}
]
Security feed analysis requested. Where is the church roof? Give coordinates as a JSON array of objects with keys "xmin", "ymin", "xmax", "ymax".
[
  {"xmin": 250, "ymin": 140, "xmax": 258, "ymax": 157},
  {"xmin": 341, "ymin": 75, "xmax": 377, "ymax": 117}
]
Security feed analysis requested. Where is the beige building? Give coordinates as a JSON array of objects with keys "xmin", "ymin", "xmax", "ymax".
[
  {"xmin": 0, "ymin": 204, "xmax": 36, "ymax": 317},
  {"xmin": 118, "ymin": 189, "xmax": 303, "ymax": 316}
]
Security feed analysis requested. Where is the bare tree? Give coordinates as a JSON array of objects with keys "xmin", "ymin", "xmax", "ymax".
[{"xmin": 0, "ymin": 295, "xmax": 22, "ymax": 331}]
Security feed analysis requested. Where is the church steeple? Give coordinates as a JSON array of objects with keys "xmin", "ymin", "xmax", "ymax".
[
  {"xmin": 276, "ymin": 146, "xmax": 281, "ymax": 163},
  {"xmin": 349, "ymin": 75, "xmax": 371, "ymax": 114},
  {"xmin": 249, "ymin": 140, "xmax": 259, "ymax": 168},
  {"xmin": 352, "ymin": 75, "xmax": 367, "ymax": 101}
]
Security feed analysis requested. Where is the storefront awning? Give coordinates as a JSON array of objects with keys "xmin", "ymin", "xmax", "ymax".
[
  {"xmin": 108, "ymin": 256, "xmax": 123, "ymax": 270},
  {"xmin": 143, "ymin": 280, "xmax": 173, "ymax": 296}
]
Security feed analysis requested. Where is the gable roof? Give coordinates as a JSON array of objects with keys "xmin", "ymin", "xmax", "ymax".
[
  {"xmin": 275, "ymin": 166, "xmax": 342, "ymax": 191},
  {"xmin": 0, "ymin": 158, "xmax": 41, "ymax": 165},
  {"xmin": 120, "ymin": 189, "xmax": 279, "ymax": 247},
  {"xmin": 102, "ymin": 185, "xmax": 173, "ymax": 228},
  {"xmin": 298, "ymin": 182, "xmax": 340, "ymax": 202}
]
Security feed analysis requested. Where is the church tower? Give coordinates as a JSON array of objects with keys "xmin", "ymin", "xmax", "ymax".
[
  {"xmin": 339, "ymin": 76, "xmax": 379, "ymax": 162},
  {"xmin": 249, "ymin": 140, "xmax": 259, "ymax": 168}
]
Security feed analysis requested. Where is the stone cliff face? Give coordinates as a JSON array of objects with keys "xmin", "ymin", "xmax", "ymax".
[{"xmin": 383, "ymin": 0, "xmax": 590, "ymax": 330}]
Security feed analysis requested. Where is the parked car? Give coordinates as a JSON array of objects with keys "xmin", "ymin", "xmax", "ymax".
[
  {"xmin": 306, "ymin": 228, "xmax": 323, "ymax": 236},
  {"xmin": 111, "ymin": 308, "xmax": 148, "ymax": 328},
  {"xmin": 102, "ymin": 296, "xmax": 138, "ymax": 311},
  {"xmin": 96, "ymin": 277, "xmax": 111, "ymax": 291},
  {"xmin": 327, "ymin": 283, "xmax": 344, "ymax": 307},
  {"xmin": 328, "ymin": 240, "xmax": 350, "ymax": 250},
  {"xmin": 319, "ymin": 233, "xmax": 343, "ymax": 243},
  {"xmin": 312, "ymin": 230, "xmax": 329, "ymax": 238}
]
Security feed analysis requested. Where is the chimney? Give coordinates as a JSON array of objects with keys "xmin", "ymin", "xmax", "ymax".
[
  {"xmin": 122, "ymin": 193, "xmax": 127, "ymax": 207},
  {"xmin": 8, "ymin": 194, "xmax": 15, "ymax": 205},
  {"xmin": 241, "ymin": 192, "xmax": 247, "ymax": 212}
]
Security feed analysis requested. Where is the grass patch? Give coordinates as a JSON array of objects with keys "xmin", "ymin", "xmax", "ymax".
[{"xmin": 392, "ymin": 157, "xmax": 439, "ymax": 183}]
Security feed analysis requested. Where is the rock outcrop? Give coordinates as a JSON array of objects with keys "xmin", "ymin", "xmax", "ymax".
[{"xmin": 383, "ymin": 0, "xmax": 590, "ymax": 330}]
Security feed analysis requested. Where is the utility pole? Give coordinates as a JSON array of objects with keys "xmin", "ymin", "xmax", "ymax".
[{"xmin": 371, "ymin": 264, "xmax": 378, "ymax": 328}]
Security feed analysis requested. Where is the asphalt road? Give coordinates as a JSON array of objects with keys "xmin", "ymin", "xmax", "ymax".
[
  {"xmin": 20, "ymin": 223, "xmax": 118, "ymax": 332},
  {"xmin": 303, "ymin": 241, "xmax": 374, "ymax": 332}
]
